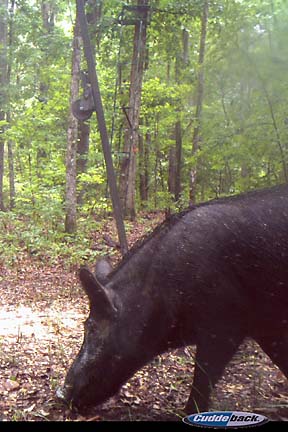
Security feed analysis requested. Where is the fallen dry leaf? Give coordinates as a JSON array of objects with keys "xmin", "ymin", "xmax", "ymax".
[{"xmin": 1, "ymin": 379, "xmax": 20, "ymax": 392}]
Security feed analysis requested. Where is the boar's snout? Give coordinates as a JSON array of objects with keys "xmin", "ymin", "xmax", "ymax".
[
  {"xmin": 55, "ymin": 384, "xmax": 72, "ymax": 405},
  {"xmin": 56, "ymin": 370, "xmax": 86, "ymax": 407},
  {"xmin": 56, "ymin": 382, "xmax": 84, "ymax": 409}
]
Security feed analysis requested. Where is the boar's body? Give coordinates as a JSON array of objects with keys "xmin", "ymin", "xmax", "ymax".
[{"xmin": 63, "ymin": 184, "xmax": 288, "ymax": 413}]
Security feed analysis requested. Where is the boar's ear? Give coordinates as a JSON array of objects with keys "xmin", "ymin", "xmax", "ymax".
[
  {"xmin": 79, "ymin": 266, "xmax": 117, "ymax": 319},
  {"xmin": 94, "ymin": 257, "xmax": 113, "ymax": 284}
]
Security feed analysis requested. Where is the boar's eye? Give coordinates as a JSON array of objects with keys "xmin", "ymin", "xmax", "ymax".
[{"xmin": 84, "ymin": 317, "xmax": 97, "ymax": 332}]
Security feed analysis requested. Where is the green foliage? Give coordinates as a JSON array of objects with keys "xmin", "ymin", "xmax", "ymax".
[
  {"xmin": 0, "ymin": 206, "xmax": 110, "ymax": 267},
  {"xmin": 1, "ymin": 0, "xmax": 288, "ymax": 266}
]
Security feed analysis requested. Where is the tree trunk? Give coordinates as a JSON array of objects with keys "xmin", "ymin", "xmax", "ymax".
[
  {"xmin": 168, "ymin": 26, "xmax": 186, "ymax": 205},
  {"xmin": 41, "ymin": 1, "xmax": 55, "ymax": 33},
  {"xmin": 39, "ymin": 1, "xmax": 55, "ymax": 98},
  {"xmin": 175, "ymin": 120, "xmax": 182, "ymax": 201},
  {"xmin": 263, "ymin": 84, "xmax": 288, "ymax": 182},
  {"xmin": 86, "ymin": 0, "xmax": 103, "ymax": 47},
  {"xmin": 119, "ymin": 0, "xmax": 149, "ymax": 220},
  {"xmin": 77, "ymin": 121, "xmax": 90, "ymax": 204},
  {"xmin": 139, "ymin": 128, "xmax": 150, "ymax": 204},
  {"xmin": 7, "ymin": 1, "xmax": 15, "ymax": 209},
  {"xmin": 168, "ymin": 146, "xmax": 176, "ymax": 196},
  {"xmin": 7, "ymin": 139, "xmax": 15, "ymax": 209},
  {"xmin": 77, "ymin": 121, "xmax": 90, "ymax": 174},
  {"xmin": 65, "ymin": 17, "xmax": 81, "ymax": 233},
  {"xmin": 0, "ymin": 143, "xmax": 5, "ymax": 211},
  {"xmin": 190, "ymin": 0, "xmax": 209, "ymax": 204},
  {"xmin": 153, "ymin": 122, "xmax": 160, "ymax": 209},
  {"xmin": 168, "ymin": 121, "xmax": 182, "ymax": 202},
  {"xmin": 0, "ymin": 0, "xmax": 8, "ymax": 211},
  {"xmin": 139, "ymin": 133, "xmax": 147, "ymax": 203},
  {"xmin": 182, "ymin": 28, "xmax": 190, "ymax": 66}
]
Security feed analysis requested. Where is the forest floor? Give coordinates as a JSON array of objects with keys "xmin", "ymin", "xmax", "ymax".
[{"xmin": 0, "ymin": 214, "xmax": 288, "ymax": 422}]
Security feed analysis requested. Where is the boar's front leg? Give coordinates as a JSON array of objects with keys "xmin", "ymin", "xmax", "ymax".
[{"xmin": 185, "ymin": 332, "xmax": 243, "ymax": 413}]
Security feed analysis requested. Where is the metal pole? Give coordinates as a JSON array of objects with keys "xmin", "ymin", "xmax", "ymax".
[{"xmin": 76, "ymin": 0, "xmax": 128, "ymax": 256}]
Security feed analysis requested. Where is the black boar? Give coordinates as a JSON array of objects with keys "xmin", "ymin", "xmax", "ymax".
[{"xmin": 61, "ymin": 184, "xmax": 288, "ymax": 413}]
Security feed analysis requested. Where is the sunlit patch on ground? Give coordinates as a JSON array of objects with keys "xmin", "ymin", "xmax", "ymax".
[{"xmin": 0, "ymin": 305, "xmax": 83, "ymax": 338}]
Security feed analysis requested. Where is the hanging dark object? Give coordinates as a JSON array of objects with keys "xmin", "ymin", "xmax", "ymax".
[
  {"xmin": 72, "ymin": 98, "xmax": 94, "ymax": 121},
  {"xmin": 72, "ymin": 71, "xmax": 95, "ymax": 121}
]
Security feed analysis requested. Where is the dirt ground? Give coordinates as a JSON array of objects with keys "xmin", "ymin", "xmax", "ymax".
[{"xmin": 0, "ymin": 220, "xmax": 288, "ymax": 422}]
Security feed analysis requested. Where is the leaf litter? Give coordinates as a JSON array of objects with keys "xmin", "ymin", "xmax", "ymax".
[{"xmin": 0, "ymin": 215, "xmax": 287, "ymax": 421}]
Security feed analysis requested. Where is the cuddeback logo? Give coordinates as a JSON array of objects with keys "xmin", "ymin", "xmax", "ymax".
[{"xmin": 183, "ymin": 411, "xmax": 269, "ymax": 428}]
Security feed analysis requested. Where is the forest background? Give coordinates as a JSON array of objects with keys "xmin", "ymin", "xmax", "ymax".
[{"xmin": 0, "ymin": 0, "xmax": 287, "ymax": 266}]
